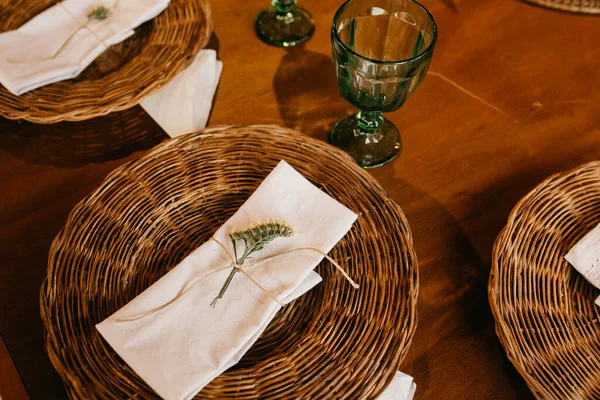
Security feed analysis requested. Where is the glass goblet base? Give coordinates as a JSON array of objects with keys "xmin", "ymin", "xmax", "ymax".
[
  {"xmin": 254, "ymin": 7, "xmax": 315, "ymax": 47},
  {"xmin": 330, "ymin": 114, "xmax": 402, "ymax": 168}
]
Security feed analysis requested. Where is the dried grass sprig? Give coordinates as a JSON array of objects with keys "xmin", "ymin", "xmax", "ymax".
[{"xmin": 210, "ymin": 220, "xmax": 295, "ymax": 307}]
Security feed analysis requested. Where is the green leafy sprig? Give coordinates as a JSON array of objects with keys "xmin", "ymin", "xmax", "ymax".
[
  {"xmin": 210, "ymin": 220, "xmax": 294, "ymax": 307},
  {"xmin": 87, "ymin": 5, "xmax": 111, "ymax": 20}
]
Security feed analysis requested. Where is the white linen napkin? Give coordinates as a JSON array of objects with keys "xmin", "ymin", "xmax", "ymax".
[
  {"xmin": 377, "ymin": 371, "xmax": 417, "ymax": 400},
  {"xmin": 565, "ymin": 222, "xmax": 600, "ymax": 306},
  {"xmin": 0, "ymin": 0, "xmax": 170, "ymax": 95},
  {"xmin": 96, "ymin": 160, "xmax": 358, "ymax": 400},
  {"xmin": 140, "ymin": 49, "xmax": 223, "ymax": 137}
]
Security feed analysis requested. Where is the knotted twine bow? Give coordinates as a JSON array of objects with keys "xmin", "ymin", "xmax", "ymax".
[{"xmin": 116, "ymin": 237, "xmax": 359, "ymax": 322}]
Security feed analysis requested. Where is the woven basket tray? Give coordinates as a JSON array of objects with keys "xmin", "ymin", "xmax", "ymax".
[
  {"xmin": 0, "ymin": 0, "xmax": 211, "ymax": 123},
  {"xmin": 489, "ymin": 161, "xmax": 600, "ymax": 399},
  {"xmin": 521, "ymin": 0, "xmax": 600, "ymax": 14},
  {"xmin": 40, "ymin": 125, "xmax": 418, "ymax": 399}
]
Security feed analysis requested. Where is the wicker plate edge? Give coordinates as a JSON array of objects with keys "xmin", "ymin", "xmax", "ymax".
[
  {"xmin": 39, "ymin": 156, "xmax": 139, "ymax": 397},
  {"xmin": 2, "ymin": 0, "xmax": 213, "ymax": 123},
  {"xmin": 488, "ymin": 160, "xmax": 600, "ymax": 399},
  {"xmin": 520, "ymin": 0, "xmax": 600, "ymax": 14},
  {"xmin": 40, "ymin": 124, "xmax": 419, "ymax": 398}
]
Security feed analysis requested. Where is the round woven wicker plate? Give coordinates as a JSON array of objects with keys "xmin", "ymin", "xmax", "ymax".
[
  {"xmin": 521, "ymin": 0, "xmax": 600, "ymax": 14},
  {"xmin": 40, "ymin": 125, "xmax": 418, "ymax": 399},
  {"xmin": 489, "ymin": 161, "xmax": 600, "ymax": 399},
  {"xmin": 0, "ymin": 0, "xmax": 211, "ymax": 123}
]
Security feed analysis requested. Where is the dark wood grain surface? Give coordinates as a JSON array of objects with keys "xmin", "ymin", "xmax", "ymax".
[
  {"xmin": 0, "ymin": 333, "xmax": 29, "ymax": 400},
  {"xmin": 1, "ymin": 0, "xmax": 599, "ymax": 398}
]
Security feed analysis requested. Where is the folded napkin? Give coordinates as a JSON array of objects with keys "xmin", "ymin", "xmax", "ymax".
[
  {"xmin": 96, "ymin": 160, "xmax": 358, "ymax": 400},
  {"xmin": 140, "ymin": 49, "xmax": 223, "ymax": 137},
  {"xmin": 377, "ymin": 371, "xmax": 417, "ymax": 400},
  {"xmin": 0, "ymin": 0, "xmax": 170, "ymax": 95},
  {"xmin": 565, "ymin": 222, "xmax": 600, "ymax": 306}
]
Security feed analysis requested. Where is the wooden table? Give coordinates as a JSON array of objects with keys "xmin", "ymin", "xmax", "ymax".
[{"xmin": 1, "ymin": 0, "xmax": 599, "ymax": 398}]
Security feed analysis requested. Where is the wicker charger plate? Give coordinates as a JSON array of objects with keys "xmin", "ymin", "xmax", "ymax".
[
  {"xmin": 521, "ymin": 0, "xmax": 600, "ymax": 14},
  {"xmin": 0, "ymin": 0, "xmax": 211, "ymax": 123},
  {"xmin": 489, "ymin": 161, "xmax": 600, "ymax": 399},
  {"xmin": 41, "ymin": 125, "xmax": 418, "ymax": 399}
]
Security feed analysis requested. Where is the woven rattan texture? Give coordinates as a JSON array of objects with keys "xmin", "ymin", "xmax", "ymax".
[
  {"xmin": 489, "ymin": 161, "xmax": 600, "ymax": 399},
  {"xmin": 0, "ymin": 0, "xmax": 212, "ymax": 123},
  {"xmin": 521, "ymin": 0, "xmax": 600, "ymax": 14},
  {"xmin": 40, "ymin": 125, "xmax": 419, "ymax": 399}
]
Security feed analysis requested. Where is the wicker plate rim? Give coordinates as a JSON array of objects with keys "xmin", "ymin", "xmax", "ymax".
[
  {"xmin": 40, "ymin": 124, "xmax": 419, "ymax": 399},
  {"xmin": 520, "ymin": 0, "xmax": 600, "ymax": 14},
  {"xmin": 489, "ymin": 160, "xmax": 600, "ymax": 397},
  {"xmin": 0, "ymin": 0, "xmax": 212, "ymax": 123}
]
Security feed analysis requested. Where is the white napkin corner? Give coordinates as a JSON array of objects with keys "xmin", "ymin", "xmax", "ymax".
[
  {"xmin": 140, "ymin": 49, "xmax": 222, "ymax": 138},
  {"xmin": 377, "ymin": 371, "xmax": 417, "ymax": 400},
  {"xmin": 565, "ymin": 222, "xmax": 600, "ymax": 307},
  {"xmin": 376, "ymin": 371, "xmax": 416, "ymax": 400}
]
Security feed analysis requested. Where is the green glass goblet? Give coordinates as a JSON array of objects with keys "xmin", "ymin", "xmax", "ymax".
[
  {"xmin": 255, "ymin": 0, "xmax": 315, "ymax": 47},
  {"xmin": 330, "ymin": 0, "xmax": 437, "ymax": 168}
]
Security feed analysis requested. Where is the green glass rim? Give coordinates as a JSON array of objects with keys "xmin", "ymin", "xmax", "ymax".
[{"xmin": 331, "ymin": 0, "xmax": 438, "ymax": 65}]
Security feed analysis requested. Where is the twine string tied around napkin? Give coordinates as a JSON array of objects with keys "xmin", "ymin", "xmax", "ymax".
[
  {"xmin": 116, "ymin": 237, "xmax": 358, "ymax": 322},
  {"xmin": 8, "ymin": 1, "xmax": 119, "ymax": 63}
]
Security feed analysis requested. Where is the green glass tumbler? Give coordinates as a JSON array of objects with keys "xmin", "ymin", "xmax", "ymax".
[
  {"xmin": 255, "ymin": 0, "xmax": 315, "ymax": 47},
  {"xmin": 330, "ymin": 0, "xmax": 437, "ymax": 168}
]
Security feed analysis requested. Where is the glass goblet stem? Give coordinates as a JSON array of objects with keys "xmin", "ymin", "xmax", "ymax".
[
  {"xmin": 356, "ymin": 110, "xmax": 384, "ymax": 133},
  {"xmin": 273, "ymin": 0, "xmax": 297, "ymax": 15}
]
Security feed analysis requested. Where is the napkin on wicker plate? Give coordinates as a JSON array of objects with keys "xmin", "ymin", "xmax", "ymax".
[
  {"xmin": 565, "ymin": 222, "xmax": 600, "ymax": 306},
  {"xmin": 0, "ymin": 0, "xmax": 170, "ymax": 95},
  {"xmin": 96, "ymin": 160, "xmax": 359, "ymax": 400}
]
